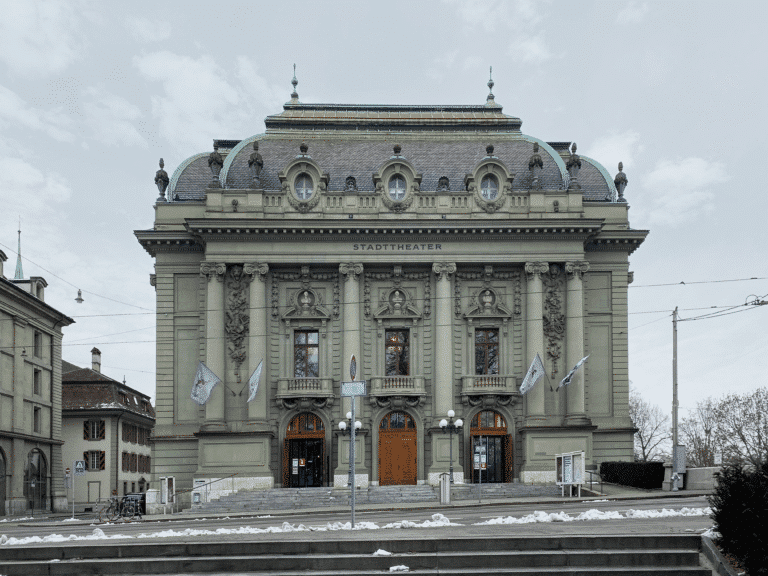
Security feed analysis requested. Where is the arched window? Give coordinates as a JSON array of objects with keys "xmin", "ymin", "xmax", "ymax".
[
  {"xmin": 388, "ymin": 174, "xmax": 407, "ymax": 201},
  {"xmin": 24, "ymin": 449, "xmax": 47, "ymax": 511},
  {"xmin": 480, "ymin": 175, "xmax": 498, "ymax": 200},
  {"xmin": 286, "ymin": 412, "xmax": 325, "ymax": 436},
  {"xmin": 379, "ymin": 411, "xmax": 415, "ymax": 430},
  {"xmin": 469, "ymin": 410, "xmax": 506, "ymax": 430},
  {"xmin": 294, "ymin": 174, "xmax": 314, "ymax": 200}
]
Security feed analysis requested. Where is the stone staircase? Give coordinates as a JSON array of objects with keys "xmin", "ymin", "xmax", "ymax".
[
  {"xmin": 191, "ymin": 483, "xmax": 561, "ymax": 513},
  {"xmin": 0, "ymin": 534, "xmax": 714, "ymax": 575}
]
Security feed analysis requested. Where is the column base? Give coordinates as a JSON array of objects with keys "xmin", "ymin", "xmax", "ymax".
[
  {"xmin": 565, "ymin": 414, "xmax": 593, "ymax": 427},
  {"xmin": 200, "ymin": 421, "xmax": 227, "ymax": 432}
]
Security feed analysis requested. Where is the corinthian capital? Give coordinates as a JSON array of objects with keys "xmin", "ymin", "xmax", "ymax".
[
  {"xmin": 565, "ymin": 261, "xmax": 590, "ymax": 280},
  {"xmin": 339, "ymin": 262, "xmax": 363, "ymax": 281},
  {"xmin": 524, "ymin": 261, "xmax": 549, "ymax": 280},
  {"xmin": 200, "ymin": 262, "xmax": 226, "ymax": 281},
  {"xmin": 244, "ymin": 262, "xmax": 269, "ymax": 282},
  {"xmin": 432, "ymin": 262, "xmax": 457, "ymax": 280}
]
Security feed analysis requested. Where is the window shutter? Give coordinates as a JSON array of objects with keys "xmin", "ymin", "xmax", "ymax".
[
  {"xmin": 83, "ymin": 451, "xmax": 89, "ymax": 470},
  {"xmin": 99, "ymin": 451, "xmax": 106, "ymax": 470},
  {"xmin": 98, "ymin": 420, "xmax": 105, "ymax": 440},
  {"xmin": 83, "ymin": 421, "xmax": 89, "ymax": 440}
]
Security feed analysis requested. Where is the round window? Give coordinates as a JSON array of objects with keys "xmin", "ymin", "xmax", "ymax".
[
  {"xmin": 480, "ymin": 175, "xmax": 498, "ymax": 200},
  {"xmin": 294, "ymin": 174, "xmax": 314, "ymax": 200},
  {"xmin": 388, "ymin": 174, "xmax": 407, "ymax": 201}
]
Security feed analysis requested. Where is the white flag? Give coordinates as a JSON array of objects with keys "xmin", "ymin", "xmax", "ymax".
[
  {"xmin": 246, "ymin": 359, "xmax": 264, "ymax": 403},
  {"xmin": 557, "ymin": 355, "xmax": 589, "ymax": 391},
  {"xmin": 520, "ymin": 353, "xmax": 545, "ymax": 395},
  {"xmin": 190, "ymin": 362, "xmax": 221, "ymax": 405}
]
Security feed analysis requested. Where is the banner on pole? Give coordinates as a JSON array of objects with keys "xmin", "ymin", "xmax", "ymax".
[
  {"xmin": 190, "ymin": 362, "xmax": 221, "ymax": 405},
  {"xmin": 246, "ymin": 359, "xmax": 263, "ymax": 403},
  {"xmin": 519, "ymin": 353, "xmax": 545, "ymax": 395},
  {"xmin": 555, "ymin": 355, "xmax": 589, "ymax": 391}
]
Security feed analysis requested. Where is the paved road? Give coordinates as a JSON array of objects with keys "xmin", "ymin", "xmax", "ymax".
[{"xmin": 0, "ymin": 495, "xmax": 713, "ymax": 544}]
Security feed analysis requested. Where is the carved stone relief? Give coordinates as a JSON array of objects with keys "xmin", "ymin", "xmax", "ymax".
[
  {"xmin": 225, "ymin": 265, "xmax": 251, "ymax": 372},
  {"xmin": 542, "ymin": 264, "xmax": 565, "ymax": 375},
  {"xmin": 364, "ymin": 267, "xmax": 430, "ymax": 319}
]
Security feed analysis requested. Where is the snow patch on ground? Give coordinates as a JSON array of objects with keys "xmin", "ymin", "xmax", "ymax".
[
  {"xmin": 476, "ymin": 507, "xmax": 711, "ymax": 525},
  {"xmin": 373, "ymin": 549, "xmax": 393, "ymax": 556},
  {"xmin": 0, "ymin": 517, "xmax": 33, "ymax": 522},
  {"xmin": 389, "ymin": 565, "xmax": 409, "ymax": 572}
]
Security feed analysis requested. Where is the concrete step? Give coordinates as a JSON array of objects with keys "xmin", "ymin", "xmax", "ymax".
[{"xmin": 0, "ymin": 535, "xmax": 712, "ymax": 576}]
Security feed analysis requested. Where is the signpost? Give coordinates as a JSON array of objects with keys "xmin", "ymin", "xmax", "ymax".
[
  {"xmin": 340, "ymin": 355, "xmax": 366, "ymax": 528},
  {"xmin": 73, "ymin": 460, "xmax": 85, "ymax": 519}
]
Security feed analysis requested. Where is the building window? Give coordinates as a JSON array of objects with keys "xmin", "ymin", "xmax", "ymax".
[
  {"xmin": 131, "ymin": 482, "xmax": 135, "ymax": 493},
  {"xmin": 84, "ymin": 420, "xmax": 105, "ymax": 440},
  {"xmin": 123, "ymin": 481, "xmax": 128, "ymax": 496},
  {"xmin": 475, "ymin": 329, "xmax": 499, "ymax": 375},
  {"xmin": 84, "ymin": 451, "xmax": 106, "ymax": 471},
  {"xmin": 294, "ymin": 174, "xmax": 313, "ymax": 200},
  {"xmin": 33, "ymin": 331, "xmax": 42, "ymax": 358},
  {"xmin": 122, "ymin": 452, "xmax": 129, "ymax": 472},
  {"xmin": 385, "ymin": 329, "xmax": 410, "ymax": 376},
  {"xmin": 388, "ymin": 174, "xmax": 407, "ymax": 201},
  {"xmin": 480, "ymin": 175, "xmax": 498, "ymax": 200},
  {"xmin": 33, "ymin": 369, "xmax": 41, "ymax": 395},
  {"xmin": 294, "ymin": 330, "xmax": 319, "ymax": 378},
  {"xmin": 130, "ymin": 453, "xmax": 137, "ymax": 473},
  {"xmin": 33, "ymin": 407, "xmax": 41, "ymax": 433}
]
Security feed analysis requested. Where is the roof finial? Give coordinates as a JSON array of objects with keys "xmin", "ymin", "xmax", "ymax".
[
  {"xmin": 14, "ymin": 216, "xmax": 23, "ymax": 280},
  {"xmin": 290, "ymin": 63, "xmax": 299, "ymax": 101},
  {"xmin": 485, "ymin": 65, "xmax": 498, "ymax": 107}
]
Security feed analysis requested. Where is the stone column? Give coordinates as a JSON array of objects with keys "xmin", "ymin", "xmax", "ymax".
[
  {"xmin": 525, "ymin": 262, "xmax": 549, "ymax": 423},
  {"xmin": 565, "ymin": 261, "xmax": 590, "ymax": 425},
  {"xmin": 201, "ymin": 262, "xmax": 226, "ymax": 429},
  {"xmin": 245, "ymin": 263, "xmax": 269, "ymax": 423},
  {"xmin": 433, "ymin": 262, "xmax": 457, "ymax": 420},
  {"xmin": 340, "ymin": 263, "xmax": 363, "ymax": 414}
]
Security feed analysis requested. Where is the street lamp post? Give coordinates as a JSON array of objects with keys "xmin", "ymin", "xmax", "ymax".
[
  {"xmin": 338, "ymin": 412, "xmax": 361, "ymax": 526},
  {"xmin": 439, "ymin": 410, "xmax": 463, "ymax": 484}
]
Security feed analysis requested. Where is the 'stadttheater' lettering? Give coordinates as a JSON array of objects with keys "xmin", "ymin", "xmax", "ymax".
[{"xmin": 353, "ymin": 243, "xmax": 442, "ymax": 251}]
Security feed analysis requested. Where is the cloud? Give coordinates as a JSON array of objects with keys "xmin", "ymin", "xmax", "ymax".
[
  {"xmin": 640, "ymin": 157, "xmax": 728, "ymax": 225},
  {"xmin": 0, "ymin": 1, "xmax": 86, "ymax": 76},
  {"xmin": 616, "ymin": 2, "xmax": 649, "ymax": 25},
  {"xmin": 585, "ymin": 130, "xmax": 643, "ymax": 174},
  {"xmin": 0, "ymin": 84, "xmax": 75, "ymax": 142},
  {"xmin": 125, "ymin": 16, "xmax": 171, "ymax": 44},
  {"xmin": 507, "ymin": 35, "xmax": 553, "ymax": 63},
  {"xmin": 133, "ymin": 51, "xmax": 283, "ymax": 152},
  {"xmin": 82, "ymin": 86, "xmax": 147, "ymax": 148}
]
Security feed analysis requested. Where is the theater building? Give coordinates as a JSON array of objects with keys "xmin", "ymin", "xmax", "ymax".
[{"xmin": 135, "ymin": 82, "xmax": 647, "ymax": 505}]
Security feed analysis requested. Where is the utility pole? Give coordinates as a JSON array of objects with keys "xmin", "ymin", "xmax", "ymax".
[{"xmin": 672, "ymin": 307, "xmax": 679, "ymax": 491}]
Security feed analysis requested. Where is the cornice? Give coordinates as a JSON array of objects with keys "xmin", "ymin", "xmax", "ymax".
[
  {"xmin": 134, "ymin": 229, "xmax": 204, "ymax": 257},
  {"xmin": 585, "ymin": 229, "xmax": 648, "ymax": 255}
]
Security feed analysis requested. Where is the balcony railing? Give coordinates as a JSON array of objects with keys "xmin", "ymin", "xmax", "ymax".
[
  {"xmin": 461, "ymin": 375, "xmax": 518, "ymax": 395},
  {"xmin": 369, "ymin": 375, "xmax": 426, "ymax": 397},
  {"xmin": 276, "ymin": 377, "xmax": 334, "ymax": 398}
]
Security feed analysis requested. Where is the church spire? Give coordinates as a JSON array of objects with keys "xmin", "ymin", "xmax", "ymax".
[{"xmin": 14, "ymin": 218, "xmax": 23, "ymax": 280}]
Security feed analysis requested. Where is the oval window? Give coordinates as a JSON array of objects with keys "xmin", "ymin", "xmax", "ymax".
[
  {"xmin": 294, "ymin": 174, "xmax": 314, "ymax": 200},
  {"xmin": 480, "ymin": 175, "xmax": 498, "ymax": 200},
  {"xmin": 388, "ymin": 174, "xmax": 407, "ymax": 201}
]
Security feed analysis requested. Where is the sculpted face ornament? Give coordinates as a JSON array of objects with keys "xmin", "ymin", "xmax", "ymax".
[
  {"xmin": 481, "ymin": 289, "xmax": 494, "ymax": 311},
  {"xmin": 300, "ymin": 290, "xmax": 312, "ymax": 312},
  {"xmin": 391, "ymin": 290, "xmax": 404, "ymax": 313}
]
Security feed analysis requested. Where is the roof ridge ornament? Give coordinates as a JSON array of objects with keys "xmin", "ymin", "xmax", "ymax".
[
  {"xmin": 614, "ymin": 161, "xmax": 628, "ymax": 202},
  {"xmin": 485, "ymin": 66, "xmax": 500, "ymax": 108},
  {"xmin": 290, "ymin": 63, "xmax": 299, "ymax": 103},
  {"xmin": 207, "ymin": 143, "xmax": 223, "ymax": 189},
  {"xmin": 14, "ymin": 217, "xmax": 23, "ymax": 280},
  {"xmin": 528, "ymin": 143, "xmax": 544, "ymax": 190},
  {"xmin": 155, "ymin": 158, "xmax": 169, "ymax": 202},
  {"xmin": 566, "ymin": 143, "xmax": 581, "ymax": 190}
]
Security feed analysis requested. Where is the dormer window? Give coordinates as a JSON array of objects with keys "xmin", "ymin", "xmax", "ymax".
[
  {"xmin": 481, "ymin": 175, "xmax": 498, "ymax": 200},
  {"xmin": 294, "ymin": 174, "xmax": 313, "ymax": 200},
  {"xmin": 388, "ymin": 174, "xmax": 407, "ymax": 201}
]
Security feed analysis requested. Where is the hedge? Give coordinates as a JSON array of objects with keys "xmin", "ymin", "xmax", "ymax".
[{"xmin": 599, "ymin": 461, "xmax": 665, "ymax": 489}]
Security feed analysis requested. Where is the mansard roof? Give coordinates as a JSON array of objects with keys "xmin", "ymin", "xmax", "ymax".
[{"xmin": 167, "ymin": 101, "xmax": 618, "ymax": 203}]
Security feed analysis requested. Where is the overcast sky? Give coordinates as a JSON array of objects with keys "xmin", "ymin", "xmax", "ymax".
[{"xmin": 0, "ymin": 0, "xmax": 765, "ymax": 421}]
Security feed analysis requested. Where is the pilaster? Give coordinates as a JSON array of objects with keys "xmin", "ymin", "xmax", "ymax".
[
  {"xmin": 565, "ymin": 261, "xmax": 591, "ymax": 425},
  {"xmin": 340, "ymin": 263, "xmax": 363, "ymax": 415},
  {"xmin": 245, "ymin": 263, "xmax": 269, "ymax": 425},
  {"xmin": 200, "ymin": 262, "xmax": 226, "ymax": 430},
  {"xmin": 524, "ymin": 262, "xmax": 548, "ymax": 423},
  {"xmin": 432, "ymin": 262, "xmax": 456, "ymax": 421}
]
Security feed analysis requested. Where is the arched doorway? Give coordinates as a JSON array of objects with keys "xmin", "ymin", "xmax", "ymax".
[
  {"xmin": 379, "ymin": 411, "xmax": 417, "ymax": 486},
  {"xmin": 25, "ymin": 449, "xmax": 48, "ymax": 511},
  {"xmin": 283, "ymin": 413, "xmax": 325, "ymax": 488},
  {"xmin": 0, "ymin": 449, "xmax": 6, "ymax": 516},
  {"xmin": 469, "ymin": 410, "xmax": 512, "ymax": 483}
]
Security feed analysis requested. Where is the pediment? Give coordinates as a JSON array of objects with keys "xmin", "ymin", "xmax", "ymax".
[
  {"xmin": 282, "ymin": 288, "xmax": 331, "ymax": 320},
  {"xmin": 464, "ymin": 288, "xmax": 512, "ymax": 319},
  {"xmin": 373, "ymin": 288, "xmax": 421, "ymax": 320}
]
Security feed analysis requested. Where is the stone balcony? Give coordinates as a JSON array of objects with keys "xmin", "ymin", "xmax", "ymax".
[
  {"xmin": 368, "ymin": 376, "xmax": 426, "ymax": 397},
  {"xmin": 276, "ymin": 377, "xmax": 334, "ymax": 399},
  {"xmin": 460, "ymin": 375, "xmax": 519, "ymax": 397}
]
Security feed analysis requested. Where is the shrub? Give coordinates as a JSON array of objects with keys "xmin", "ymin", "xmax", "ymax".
[
  {"xmin": 599, "ymin": 461, "xmax": 665, "ymax": 489},
  {"xmin": 708, "ymin": 458, "xmax": 768, "ymax": 576}
]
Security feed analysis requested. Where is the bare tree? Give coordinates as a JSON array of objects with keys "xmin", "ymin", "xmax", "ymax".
[
  {"xmin": 715, "ymin": 388, "xmax": 768, "ymax": 466},
  {"xmin": 629, "ymin": 388, "xmax": 671, "ymax": 461},
  {"xmin": 680, "ymin": 397, "xmax": 720, "ymax": 467}
]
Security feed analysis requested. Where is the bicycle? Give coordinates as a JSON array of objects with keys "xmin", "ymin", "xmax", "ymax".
[{"xmin": 98, "ymin": 496, "xmax": 137, "ymax": 522}]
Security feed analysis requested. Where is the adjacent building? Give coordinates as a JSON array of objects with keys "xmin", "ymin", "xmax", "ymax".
[
  {"xmin": 136, "ymin": 82, "xmax": 648, "ymax": 507},
  {"xmin": 0, "ymin": 247, "xmax": 74, "ymax": 515},
  {"xmin": 61, "ymin": 349, "xmax": 155, "ymax": 509}
]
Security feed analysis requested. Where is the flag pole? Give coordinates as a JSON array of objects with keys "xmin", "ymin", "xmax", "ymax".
[{"xmin": 672, "ymin": 307, "xmax": 679, "ymax": 491}]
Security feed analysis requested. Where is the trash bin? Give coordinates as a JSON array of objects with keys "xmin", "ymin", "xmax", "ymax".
[{"xmin": 439, "ymin": 473, "xmax": 451, "ymax": 505}]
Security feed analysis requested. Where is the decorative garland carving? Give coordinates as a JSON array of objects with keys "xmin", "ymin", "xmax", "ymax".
[
  {"xmin": 542, "ymin": 264, "xmax": 565, "ymax": 375},
  {"xmin": 372, "ymin": 395, "xmax": 423, "ymax": 409},
  {"xmin": 225, "ymin": 265, "xmax": 250, "ymax": 372}
]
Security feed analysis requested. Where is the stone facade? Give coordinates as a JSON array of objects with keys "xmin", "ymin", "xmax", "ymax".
[
  {"xmin": 136, "ymin": 94, "xmax": 647, "ymax": 508},
  {"xmin": 0, "ymin": 249, "xmax": 74, "ymax": 515}
]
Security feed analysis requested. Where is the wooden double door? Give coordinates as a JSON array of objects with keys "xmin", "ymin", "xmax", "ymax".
[{"xmin": 379, "ymin": 411, "xmax": 417, "ymax": 486}]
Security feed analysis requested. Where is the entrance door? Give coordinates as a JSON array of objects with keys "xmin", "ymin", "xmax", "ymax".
[
  {"xmin": 379, "ymin": 411, "xmax": 417, "ymax": 486},
  {"xmin": 288, "ymin": 438, "xmax": 324, "ymax": 487},
  {"xmin": 0, "ymin": 450, "xmax": 5, "ymax": 516},
  {"xmin": 469, "ymin": 410, "xmax": 511, "ymax": 483},
  {"xmin": 284, "ymin": 413, "xmax": 325, "ymax": 488}
]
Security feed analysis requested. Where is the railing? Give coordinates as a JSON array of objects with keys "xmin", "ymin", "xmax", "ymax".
[
  {"xmin": 369, "ymin": 375, "xmax": 426, "ymax": 396},
  {"xmin": 460, "ymin": 375, "xmax": 518, "ymax": 395},
  {"xmin": 276, "ymin": 377, "xmax": 334, "ymax": 398}
]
